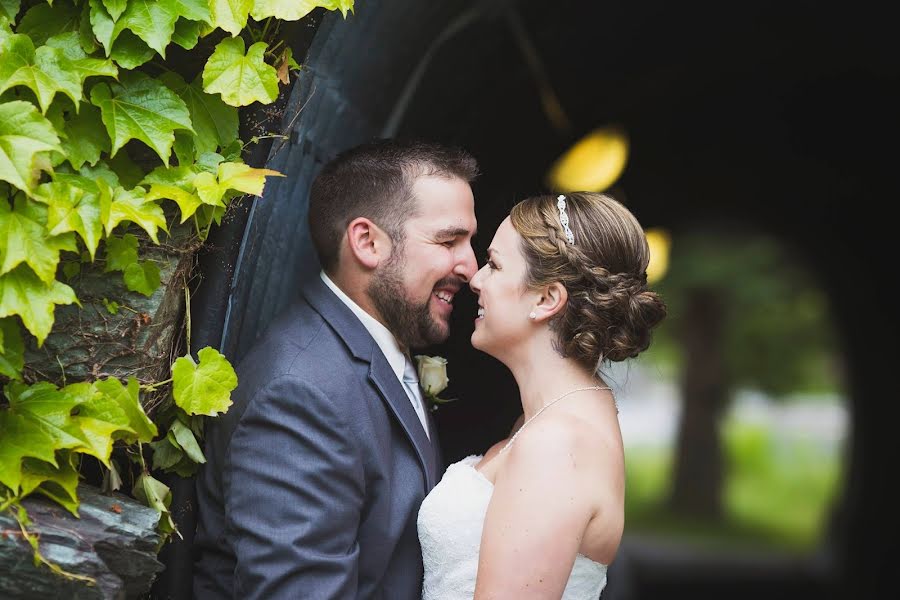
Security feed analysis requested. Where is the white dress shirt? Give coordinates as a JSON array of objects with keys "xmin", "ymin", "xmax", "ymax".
[{"xmin": 320, "ymin": 272, "xmax": 430, "ymax": 438}]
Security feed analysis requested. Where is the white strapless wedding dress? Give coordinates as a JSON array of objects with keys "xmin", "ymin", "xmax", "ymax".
[{"xmin": 417, "ymin": 455, "xmax": 608, "ymax": 599}]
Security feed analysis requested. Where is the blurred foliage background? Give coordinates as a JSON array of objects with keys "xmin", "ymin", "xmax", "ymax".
[{"xmin": 618, "ymin": 227, "xmax": 845, "ymax": 553}]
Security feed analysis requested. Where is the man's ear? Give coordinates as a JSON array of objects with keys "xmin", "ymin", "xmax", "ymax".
[
  {"xmin": 532, "ymin": 282, "xmax": 568, "ymax": 322},
  {"xmin": 346, "ymin": 217, "xmax": 390, "ymax": 270}
]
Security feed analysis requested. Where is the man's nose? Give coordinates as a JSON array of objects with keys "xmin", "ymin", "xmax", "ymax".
[{"xmin": 454, "ymin": 243, "xmax": 478, "ymax": 282}]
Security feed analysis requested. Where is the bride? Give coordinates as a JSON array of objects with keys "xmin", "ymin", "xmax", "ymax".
[{"xmin": 418, "ymin": 192, "xmax": 666, "ymax": 599}]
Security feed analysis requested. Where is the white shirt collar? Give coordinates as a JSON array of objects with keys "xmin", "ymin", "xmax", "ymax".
[{"xmin": 320, "ymin": 271, "xmax": 408, "ymax": 382}]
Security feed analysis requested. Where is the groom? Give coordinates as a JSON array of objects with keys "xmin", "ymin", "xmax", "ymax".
[{"xmin": 193, "ymin": 139, "xmax": 479, "ymax": 599}]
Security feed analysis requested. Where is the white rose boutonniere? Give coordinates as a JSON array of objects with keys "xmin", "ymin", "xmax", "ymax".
[{"xmin": 414, "ymin": 355, "xmax": 455, "ymax": 411}]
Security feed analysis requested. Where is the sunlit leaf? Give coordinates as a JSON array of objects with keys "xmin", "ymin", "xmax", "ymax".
[
  {"xmin": 218, "ymin": 161, "xmax": 283, "ymax": 196},
  {"xmin": 0, "ymin": 101, "xmax": 62, "ymax": 193},
  {"xmin": 113, "ymin": 0, "xmax": 210, "ymax": 57},
  {"xmin": 0, "ymin": 1, "xmax": 20, "ymax": 23},
  {"xmin": 101, "ymin": 0, "xmax": 127, "ymax": 21},
  {"xmin": 85, "ymin": 377, "xmax": 157, "ymax": 442},
  {"xmin": 0, "ymin": 196, "xmax": 78, "ymax": 284},
  {"xmin": 33, "ymin": 178, "xmax": 103, "ymax": 259},
  {"xmin": 0, "ymin": 410, "xmax": 57, "ymax": 493},
  {"xmin": 172, "ymin": 346, "xmax": 237, "ymax": 416},
  {"xmin": 46, "ymin": 31, "xmax": 118, "ymax": 82},
  {"xmin": 0, "ymin": 265, "xmax": 78, "ymax": 345},
  {"xmin": 202, "ymin": 37, "xmax": 279, "ymax": 107},
  {"xmin": 98, "ymin": 182, "xmax": 167, "ymax": 243},
  {"xmin": 209, "ymin": 0, "xmax": 252, "ymax": 36}
]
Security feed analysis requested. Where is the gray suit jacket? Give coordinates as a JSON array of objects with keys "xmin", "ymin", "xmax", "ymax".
[{"xmin": 193, "ymin": 277, "xmax": 442, "ymax": 599}]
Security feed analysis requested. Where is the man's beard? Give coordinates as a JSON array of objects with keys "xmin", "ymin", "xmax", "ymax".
[{"xmin": 368, "ymin": 253, "xmax": 449, "ymax": 350}]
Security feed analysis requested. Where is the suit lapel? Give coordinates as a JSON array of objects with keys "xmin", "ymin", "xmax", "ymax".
[
  {"xmin": 303, "ymin": 277, "xmax": 438, "ymax": 490},
  {"xmin": 368, "ymin": 352, "xmax": 438, "ymax": 490}
]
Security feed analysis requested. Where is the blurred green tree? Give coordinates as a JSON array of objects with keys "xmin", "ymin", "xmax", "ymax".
[{"xmin": 651, "ymin": 228, "xmax": 842, "ymax": 518}]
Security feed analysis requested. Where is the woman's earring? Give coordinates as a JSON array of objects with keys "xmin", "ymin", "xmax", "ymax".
[{"xmin": 529, "ymin": 312, "xmax": 537, "ymax": 320}]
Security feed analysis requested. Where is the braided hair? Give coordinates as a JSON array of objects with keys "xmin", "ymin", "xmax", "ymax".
[{"xmin": 509, "ymin": 192, "xmax": 667, "ymax": 371}]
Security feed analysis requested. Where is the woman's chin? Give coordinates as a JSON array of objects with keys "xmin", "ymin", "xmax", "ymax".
[{"xmin": 470, "ymin": 329, "xmax": 485, "ymax": 351}]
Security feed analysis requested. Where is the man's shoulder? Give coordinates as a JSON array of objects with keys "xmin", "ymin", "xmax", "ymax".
[{"xmin": 237, "ymin": 298, "xmax": 352, "ymax": 378}]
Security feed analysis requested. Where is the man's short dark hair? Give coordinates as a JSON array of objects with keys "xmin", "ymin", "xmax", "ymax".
[{"xmin": 308, "ymin": 138, "xmax": 479, "ymax": 272}]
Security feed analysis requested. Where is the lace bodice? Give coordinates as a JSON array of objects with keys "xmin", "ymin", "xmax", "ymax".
[{"xmin": 417, "ymin": 455, "xmax": 608, "ymax": 599}]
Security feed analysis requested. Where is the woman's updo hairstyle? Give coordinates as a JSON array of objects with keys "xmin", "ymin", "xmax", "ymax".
[{"xmin": 509, "ymin": 192, "xmax": 667, "ymax": 371}]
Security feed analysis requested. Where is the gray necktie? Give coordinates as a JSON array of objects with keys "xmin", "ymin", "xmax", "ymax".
[{"xmin": 402, "ymin": 358, "xmax": 430, "ymax": 439}]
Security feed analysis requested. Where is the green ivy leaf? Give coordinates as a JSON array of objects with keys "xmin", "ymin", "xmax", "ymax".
[
  {"xmin": 0, "ymin": 0, "xmax": 20, "ymax": 23},
  {"xmin": 0, "ymin": 34, "xmax": 83, "ymax": 114},
  {"xmin": 172, "ymin": 346, "xmax": 237, "ymax": 416},
  {"xmin": 141, "ymin": 165, "xmax": 203, "ymax": 218},
  {"xmin": 17, "ymin": 1, "xmax": 80, "ymax": 46},
  {"xmin": 46, "ymin": 31, "xmax": 118, "ymax": 82},
  {"xmin": 218, "ymin": 161, "xmax": 283, "ymax": 196},
  {"xmin": 85, "ymin": 377, "xmax": 157, "ymax": 443},
  {"xmin": 104, "ymin": 232, "xmax": 138, "ymax": 272},
  {"xmin": 123, "ymin": 260, "xmax": 160, "ymax": 296},
  {"xmin": 209, "ymin": 0, "xmax": 252, "ymax": 36},
  {"xmin": 109, "ymin": 29, "xmax": 156, "ymax": 68},
  {"xmin": 191, "ymin": 161, "xmax": 282, "ymax": 209},
  {"xmin": 0, "ymin": 196, "xmax": 78, "ymax": 284},
  {"xmin": 171, "ymin": 17, "xmax": 202, "ymax": 50},
  {"xmin": 191, "ymin": 171, "xmax": 225, "ymax": 207},
  {"xmin": 132, "ymin": 471, "xmax": 175, "ymax": 535},
  {"xmin": 47, "ymin": 102, "xmax": 111, "ymax": 170},
  {"xmin": 5, "ymin": 382, "xmax": 97, "ymax": 460},
  {"xmin": 20, "ymin": 452, "xmax": 81, "ymax": 515},
  {"xmin": 170, "ymin": 419, "xmax": 205, "ymax": 464},
  {"xmin": 88, "ymin": 0, "xmax": 115, "ymax": 55},
  {"xmin": 101, "ymin": 0, "xmax": 127, "ymax": 22},
  {"xmin": 0, "ymin": 316, "xmax": 24, "ymax": 380},
  {"xmin": 149, "ymin": 435, "xmax": 183, "ymax": 470},
  {"xmin": 33, "ymin": 179, "xmax": 103, "ymax": 260},
  {"xmin": 0, "ymin": 100, "xmax": 62, "ymax": 193},
  {"xmin": 172, "ymin": 131, "xmax": 195, "ymax": 166},
  {"xmin": 113, "ymin": 0, "xmax": 210, "ymax": 57},
  {"xmin": 78, "ymin": 1, "xmax": 100, "ymax": 54},
  {"xmin": 332, "ymin": 0, "xmax": 355, "ymax": 17},
  {"xmin": 101, "ymin": 297, "xmax": 119, "ymax": 314},
  {"xmin": 98, "ymin": 182, "xmax": 167, "ymax": 243},
  {"xmin": 251, "ymin": 0, "xmax": 343, "ymax": 21},
  {"xmin": 146, "ymin": 183, "xmax": 202, "ymax": 223},
  {"xmin": 0, "ymin": 265, "xmax": 78, "ymax": 346},
  {"xmin": 160, "ymin": 71, "xmax": 238, "ymax": 156},
  {"xmin": 0, "ymin": 410, "xmax": 58, "ymax": 493},
  {"xmin": 202, "ymin": 37, "xmax": 279, "ymax": 107},
  {"xmin": 90, "ymin": 71, "xmax": 194, "ymax": 164}
]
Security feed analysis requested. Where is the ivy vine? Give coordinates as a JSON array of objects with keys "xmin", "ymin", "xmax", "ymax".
[{"xmin": 0, "ymin": 0, "xmax": 354, "ymax": 581}]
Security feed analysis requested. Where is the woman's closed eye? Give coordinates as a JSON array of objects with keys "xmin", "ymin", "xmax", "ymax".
[{"xmin": 484, "ymin": 257, "xmax": 498, "ymax": 270}]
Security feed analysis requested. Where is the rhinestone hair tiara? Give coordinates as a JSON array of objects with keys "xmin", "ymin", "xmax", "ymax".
[{"xmin": 557, "ymin": 194, "xmax": 575, "ymax": 244}]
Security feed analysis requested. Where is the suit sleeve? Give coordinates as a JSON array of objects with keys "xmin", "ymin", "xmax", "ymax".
[{"xmin": 223, "ymin": 375, "xmax": 365, "ymax": 599}]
